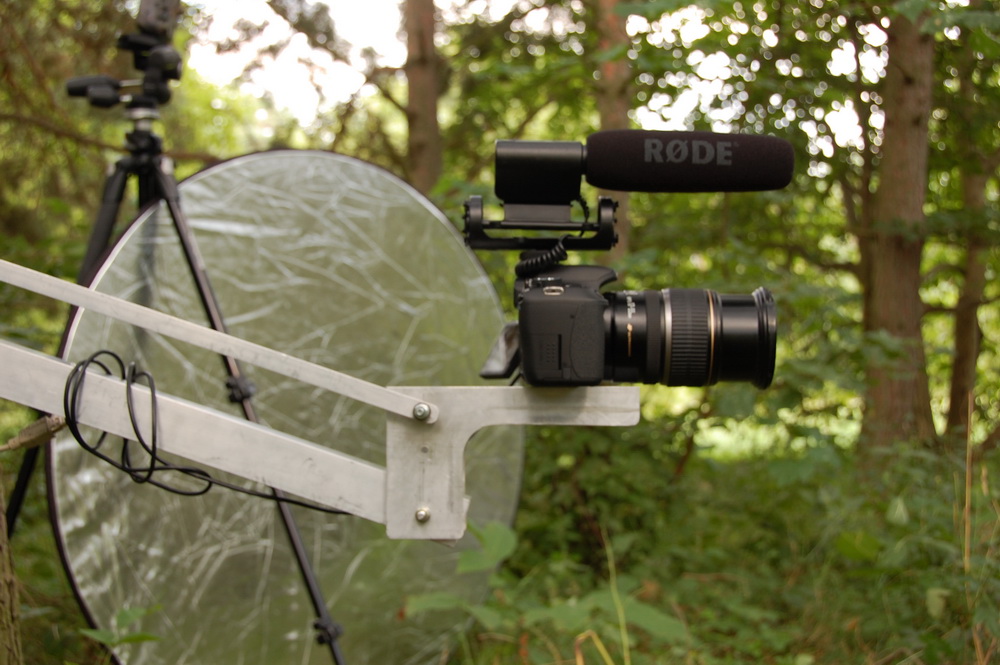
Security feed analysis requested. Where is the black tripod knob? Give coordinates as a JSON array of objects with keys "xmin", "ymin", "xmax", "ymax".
[{"xmin": 66, "ymin": 75, "xmax": 122, "ymax": 108}]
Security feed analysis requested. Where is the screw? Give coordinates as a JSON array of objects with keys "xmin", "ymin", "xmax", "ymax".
[
  {"xmin": 412, "ymin": 403, "xmax": 432, "ymax": 421},
  {"xmin": 414, "ymin": 507, "xmax": 431, "ymax": 523}
]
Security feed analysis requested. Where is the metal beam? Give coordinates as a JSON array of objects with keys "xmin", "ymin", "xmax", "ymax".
[
  {"xmin": 0, "ymin": 259, "xmax": 437, "ymax": 422},
  {"xmin": 0, "ymin": 339, "xmax": 387, "ymax": 523}
]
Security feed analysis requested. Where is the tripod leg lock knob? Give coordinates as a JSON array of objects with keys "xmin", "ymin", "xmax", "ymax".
[
  {"xmin": 225, "ymin": 376, "xmax": 257, "ymax": 403},
  {"xmin": 313, "ymin": 618, "xmax": 344, "ymax": 645}
]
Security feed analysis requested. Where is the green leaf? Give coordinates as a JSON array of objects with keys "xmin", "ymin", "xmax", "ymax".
[
  {"xmin": 835, "ymin": 530, "xmax": 883, "ymax": 562},
  {"xmin": 116, "ymin": 632, "xmax": 161, "ymax": 645},
  {"xmin": 886, "ymin": 496, "xmax": 910, "ymax": 526},
  {"xmin": 622, "ymin": 599, "xmax": 689, "ymax": 643},
  {"xmin": 79, "ymin": 628, "xmax": 118, "ymax": 647},
  {"xmin": 617, "ymin": 0, "xmax": 727, "ymax": 17},
  {"xmin": 523, "ymin": 603, "xmax": 590, "ymax": 632},
  {"xmin": 926, "ymin": 587, "xmax": 950, "ymax": 619},
  {"xmin": 924, "ymin": 9, "xmax": 1000, "ymax": 33},
  {"xmin": 458, "ymin": 522, "xmax": 517, "ymax": 573},
  {"xmin": 893, "ymin": 0, "xmax": 934, "ymax": 24},
  {"xmin": 466, "ymin": 604, "xmax": 505, "ymax": 631},
  {"xmin": 580, "ymin": 588, "xmax": 617, "ymax": 613},
  {"xmin": 522, "ymin": 602, "xmax": 590, "ymax": 633},
  {"xmin": 44, "ymin": 197, "xmax": 71, "ymax": 216},
  {"xmin": 405, "ymin": 591, "xmax": 466, "ymax": 615},
  {"xmin": 578, "ymin": 589, "xmax": 689, "ymax": 643},
  {"xmin": 115, "ymin": 605, "xmax": 160, "ymax": 630}
]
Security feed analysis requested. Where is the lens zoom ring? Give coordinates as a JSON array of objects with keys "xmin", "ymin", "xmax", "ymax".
[{"xmin": 668, "ymin": 289, "xmax": 710, "ymax": 386}]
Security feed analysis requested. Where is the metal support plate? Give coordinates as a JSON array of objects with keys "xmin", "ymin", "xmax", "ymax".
[{"xmin": 386, "ymin": 385, "xmax": 640, "ymax": 540}]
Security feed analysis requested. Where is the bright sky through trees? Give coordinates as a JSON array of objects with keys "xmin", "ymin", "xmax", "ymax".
[
  {"xmin": 187, "ymin": 0, "xmax": 407, "ymax": 123},
  {"xmin": 187, "ymin": 1, "xmax": 879, "ymax": 141}
]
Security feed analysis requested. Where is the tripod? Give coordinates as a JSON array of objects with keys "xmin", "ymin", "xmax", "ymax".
[{"xmin": 5, "ymin": 19, "xmax": 347, "ymax": 665}]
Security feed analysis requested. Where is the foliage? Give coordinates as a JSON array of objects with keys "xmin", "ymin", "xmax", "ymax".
[
  {"xmin": 414, "ymin": 435, "xmax": 1000, "ymax": 664},
  {"xmin": 71, "ymin": 606, "xmax": 161, "ymax": 665},
  {"xmin": 0, "ymin": 445, "xmax": 100, "ymax": 665},
  {"xmin": 614, "ymin": 0, "xmax": 1000, "ymax": 447}
]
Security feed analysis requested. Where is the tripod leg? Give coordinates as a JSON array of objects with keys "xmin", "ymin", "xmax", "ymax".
[
  {"xmin": 79, "ymin": 160, "xmax": 133, "ymax": 284},
  {"xmin": 5, "ymin": 160, "xmax": 134, "ymax": 538},
  {"xmin": 152, "ymin": 161, "xmax": 347, "ymax": 665},
  {"xmin": 4, "ymin": 449, "xmax": 38, "ymax": 538}
]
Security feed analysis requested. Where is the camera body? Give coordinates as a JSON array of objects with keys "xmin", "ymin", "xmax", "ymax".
[
  {"xmin": 517, "ymin": 267, "xmax": 615, "ymax": 386},
  {"xmin": 510, "ymin": 264, "xmax": 777, "ymax": 389}
]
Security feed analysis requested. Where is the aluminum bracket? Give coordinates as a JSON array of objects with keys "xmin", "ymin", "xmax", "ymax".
[{"xmin": 0, "ymin": 260, "xmax": 643, "ymax": 540}]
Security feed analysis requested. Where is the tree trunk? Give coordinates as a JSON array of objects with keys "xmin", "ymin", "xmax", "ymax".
[
  {"xmin": 591, "ymin": 0, "xmax": 633, "ymax": 262},
  {"xmin": 403, "ymin": 0, "xmax": 443, "ymax": 194},
  {"xmin": 0, "ymin": 469, "xmax": 23, "ymax": 665},
  {"xmin": 945, "ymin": 174, "xmax": 988, "ymax": 442},
  {"xmin": 944, "ymin": 1, "xmax": 995, "ymax": 445},
  {"xmin": 860, "ymin": 14, "xmax": 936, "ymax": 446}
]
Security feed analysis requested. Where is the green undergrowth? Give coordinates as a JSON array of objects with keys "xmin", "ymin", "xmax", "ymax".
[
  {"xmin": 1, "ymin": 405, "xmax": 104, "ymax": 665},
  {"xmin": 414, "ymin": 425, "xmax": 1000, "ymax": 665},
  {"xmin": 3, "ymin": 408, "xmax": 998, "ymax": 664}
]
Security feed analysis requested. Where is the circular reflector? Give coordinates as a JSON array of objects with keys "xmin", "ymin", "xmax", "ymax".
[{"xmin": 48, "ymin": 151, "xmax": 522, "ymax": 664}]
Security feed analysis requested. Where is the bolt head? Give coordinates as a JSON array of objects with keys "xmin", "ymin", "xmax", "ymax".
[
  {"xmin": 412, "ymin": 403, "xmax": 432, "ymax": 421},
  {"xmin": 414, "ymin": 508, "xmax": 431, "ymax": 523}
]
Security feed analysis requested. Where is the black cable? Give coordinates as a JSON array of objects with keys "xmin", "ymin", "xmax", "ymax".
[
  {"xmin": 63, "ymin": 350, "xmax": 346, "ymax": 514},
  {"xmin": 515, "ymin": 235, "xmax": 570, "ymax": 278},
  {"xmin": 513, "ymin": 196, "xmax": 592, "ymax": 278}
]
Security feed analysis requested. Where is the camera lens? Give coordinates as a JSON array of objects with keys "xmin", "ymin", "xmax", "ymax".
[{"xmin": 604, "ymin": 287, "xmax": 776, "ymax": 388}]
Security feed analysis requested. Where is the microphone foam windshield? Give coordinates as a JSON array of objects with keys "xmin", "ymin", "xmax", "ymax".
[{"xmin": 585, "ymin": 130, "xmax": 794, "ymax": 193}]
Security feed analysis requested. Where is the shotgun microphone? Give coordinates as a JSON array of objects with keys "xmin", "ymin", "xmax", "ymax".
[
  {"xmin": 584, "ymin": 130, "xmax": 794, "ymax": 193},
  {"xmin": 493, "ymin": 130, "xmax": 794, "ymax": 205}
]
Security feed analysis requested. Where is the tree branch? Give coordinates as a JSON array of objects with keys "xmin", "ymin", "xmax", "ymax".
[
  {"xmin": 0, "ymin": 112, "xmax": 221, "ymax": 166},
  {"xmin": 759, "ymin": 241, "xmax": 860, "ymax": 276},
  {"xmin": 366, "ymin": 66, "xmax": 408, "ymax": 116},
  {"xmin": 265, "ymin": 0, "xmax": 351, "ymax": 62},
  {"xmin": 0, "ymin": 111, "xmax": 119, "ymax": 152}
]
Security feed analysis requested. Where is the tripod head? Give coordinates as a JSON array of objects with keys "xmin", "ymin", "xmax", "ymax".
[
  {"xmin": 66, "ymin": 0, "xmax": 182, "ymax": 112},
  {"xmin": 64, "ymin": 1, "xmax": 187, "ymax": 281}
]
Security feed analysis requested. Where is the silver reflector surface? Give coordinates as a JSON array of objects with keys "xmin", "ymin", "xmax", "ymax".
[{"xmin": 48, "ymin": 151, "xmax": 523, "ymax": 664}]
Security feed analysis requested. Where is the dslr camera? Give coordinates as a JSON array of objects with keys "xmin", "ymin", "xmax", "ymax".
[{"xmin": 464, "ymin": 130, "xmax": 792, "ymax": 388}]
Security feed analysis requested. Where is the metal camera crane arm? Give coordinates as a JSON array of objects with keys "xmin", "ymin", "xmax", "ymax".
[{"xmin": 0, "ymin": 260, "xmax": 639, "ymax": 541}]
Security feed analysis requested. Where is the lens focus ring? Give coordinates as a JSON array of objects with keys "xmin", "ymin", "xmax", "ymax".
[{"xmin": 665, "ymin": 289, "xmax": 712, "ymax": 386}]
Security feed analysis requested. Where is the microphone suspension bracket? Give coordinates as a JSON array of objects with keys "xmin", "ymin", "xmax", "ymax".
[{"xmin": 463, "ymin": 195, "xmax": 619, "ymax": 251}]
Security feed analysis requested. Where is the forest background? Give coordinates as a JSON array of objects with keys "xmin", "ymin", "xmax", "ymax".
[{"xmin": 0, "ymin": 0, "xmax": 998, "ymax": 663}]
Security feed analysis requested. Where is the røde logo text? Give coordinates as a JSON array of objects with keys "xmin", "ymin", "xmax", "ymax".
[{"xmin": 644, "ymin": 139, "xmax": 734, "ymax": 166}]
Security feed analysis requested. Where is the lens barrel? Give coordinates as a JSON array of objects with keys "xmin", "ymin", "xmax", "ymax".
[{"xmin": 605, "ymin": 287, "xmax": 776, "ymax": 388}]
